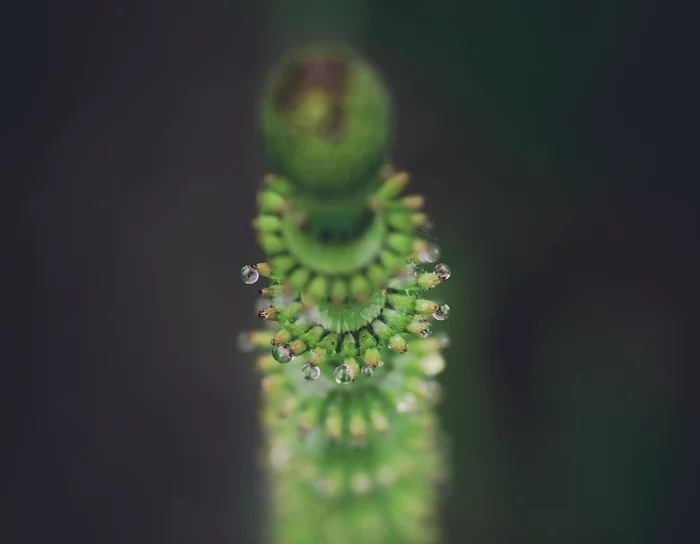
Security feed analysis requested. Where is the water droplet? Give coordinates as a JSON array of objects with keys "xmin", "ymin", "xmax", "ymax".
[
  {"xmin": 419, "ymin": 244, "xmax": 440, "ymax": 263},
  {"xmin": 302, "ymin": 363, "xmax": 320, "ymax": 380},
  {"xmin": 433, "ymin": 303, "xmax": 450, "ymax": 321},
  {"xmin": 272, "ymin": 344, "xmax": 293, "ymax": 364},
  {"xmin": 334, "ymin": 364, "xmax": 354, "ymax": 384},
  {"xmin": 240, "ymin": 265, "xmax": 259, "ymax": 284},
  {"xmin": 361, "ymin": 365, "xmax": 375, "ymax": 377},
  {"xmin": 434, "ymin": 263, "xmax": 451, "ymax": 280},
  {"xmin": 417, "ymin": 321, "xmax": 432, "ymax": 339}
]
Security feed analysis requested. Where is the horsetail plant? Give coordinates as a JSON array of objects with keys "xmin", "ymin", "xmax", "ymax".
[{"xmin": 239, "ymin": 44, "xmax": 451, "ymax": 544}]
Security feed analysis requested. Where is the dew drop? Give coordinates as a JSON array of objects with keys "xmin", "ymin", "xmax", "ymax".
[
  {"xmin": 334, "ymin": 364, "xmax": 354, "ymax": 384},
  {"xmin": 417, "ymin": 321, "xmax": 433, "ymax": 339},
  {"xmin": 433, "ymin": 303, "xmax": 450, "ymax": 321},
  {"xmin": 434, "ymin": 263, "xmax": 451, "ymax": 280},
  {"xmin": 240, "ymin": 265, "xmax": 259, "ymax": 284},
  {"xmin": 302, "ymin": 363, "xmax": 320, "ymax": 381},
  {"xmin": 272, "ymin": 344, "xmax": 294, "ymax": 364},
  {"xmin": 436, "ymin": 333, "xmax": 451, "ymax": 349},
  {"xmin": 419, "ymin": 244, "xmax": 440, "ymax": 263},
  {"xmin": 361, "ymin": 365, "xmax": 375, "ymax": 377}
]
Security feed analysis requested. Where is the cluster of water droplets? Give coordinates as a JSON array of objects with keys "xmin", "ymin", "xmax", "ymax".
[{"xmin": 239, "ymin": 253, "xmax": 452, "ymax": 384}]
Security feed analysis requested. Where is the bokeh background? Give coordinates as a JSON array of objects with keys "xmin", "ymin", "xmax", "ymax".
[{"xmin": 7, "ymin": 0, "xmax": 697, "ymax": 543}]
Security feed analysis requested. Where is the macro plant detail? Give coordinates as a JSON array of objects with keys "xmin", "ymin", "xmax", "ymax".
[{"xmin": 239, "ymin": 44, "xmax": 452, "ymax": 543}]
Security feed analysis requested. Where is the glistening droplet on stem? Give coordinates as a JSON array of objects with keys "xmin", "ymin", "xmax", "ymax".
[
  {"xmin": 240, "ymin": 265, "xmax": 259, "ymax": 284},
  {"xmin": 302, "ymin": 363, "xmax": 321, "ymax": 380},
  {"xmin": 334, "ymin": 364, "xmax": 355, "ymax": 384},
  {"xmin": 272, "ymin": 343, "xmax": 294, "ymax": 364},
  {"xmin": 434, "ymin": 263, "xmax": 451, "ymax": 280},
  {"xmin": 433, "ymin": 303, "xmax": 450, "ymax": 321},
  {"xmin": 419, "ymin": 244, "xmax": 440, "ymax": 264}
]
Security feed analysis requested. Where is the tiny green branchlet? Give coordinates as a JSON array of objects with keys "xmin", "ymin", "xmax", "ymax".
[{"xmin": 240, "ymin": 45, "xmax": 452, "ymax": 544}]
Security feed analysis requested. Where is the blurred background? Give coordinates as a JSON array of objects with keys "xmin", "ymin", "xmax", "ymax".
[{"xmin": 6, "ymin": 0, "xmax": 697, "ymax": 543}]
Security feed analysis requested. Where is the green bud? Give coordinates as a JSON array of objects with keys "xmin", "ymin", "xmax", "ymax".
[{"xmin": 259, "ymin": 44, "xmax": 393, "ymax": 196}]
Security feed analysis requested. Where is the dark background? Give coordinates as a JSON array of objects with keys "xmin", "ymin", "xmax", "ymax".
[{"xmin": 6, "ymin": 1, "xmax": 698, "ymax": 543}]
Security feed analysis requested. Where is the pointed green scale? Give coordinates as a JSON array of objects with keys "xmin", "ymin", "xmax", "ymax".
[
  {"xmin": 386, "ymin": 232, "xmax": 414, "ymax": 254},
  {"xmin": 272, "ymin": 328, "xmax": 293, "ymax": 346},
  {"xmin": 415, "ymin": 298, "xmax": 439, "ymax": 313},
  {"xmin": 290, "ymin": 339, "xmax": 308, "ymax": 356},
  {"xmin": 319, "ymin": 332, "xmax": 340, "ymax": 353},
  {"xmin": 387, "ymin": 293, "xmax": 416, "ymax": 312},
  {"xmin": 381, "ymin": 307, "xmax": 414, "ymax": 332},
  {"xmin": 406, "ymin": 319, "xmax": 432, "ymax": 339},
  {"xmin": 277, "ymin": 302, "xmax": 303, "ymax": 322},
  {"xmin": 289, "ymin": 267, "xmax": 311, "ymax": 290},
  {"xmin": 248, "ymin": 330, "xmax": 276, "ymax": 348},
  {"xmin": 388, "ymin": 334, "xmax": 408, "ymax": 353},
  {"xmin": 340, "ymin": 332, "xmax": 358, "ymax": 358},
  {"xmin": 371, "ymin": 320, "xmax": 394, "ymax": 343},
  {"xmin": 301, "ymin": 325, "xmax": 326, "ymax": 348},
  {"xmin": 308, "ymin": 347, "xmax": 328, "ymax": 365},
  {"xmin": 346, "ymin": 357, "xmax": 361, "ymax": 376},
  {"xmin": 286, "ymin": 320, "xmax": 310, "ymax": 338},
  {"xmin": 367, "ymin": 263, "xmax": 389, "ymax": 287},
  {"xmin": 306, "ymin": 275, "xmax": 328, "ymax": 301},
  {"xmin": 330, "ymin": 277, "xmax": 348, "ymax": 302},
  {"xmin": 363, "ymin": 347, "xmax": 382, "ymax": 368},
  {"xmin": 387, "ymin": 210, "xmax": 414, "ymax": 231},
  {"xmin": 270, "ymin": 255, "xmax": 296, "ymax": 277},
  {"xmin": 258, "ymin": 189, "xmax": 287, "ymax": 213},
  {"xmin": 358, "ymin": 328, "xmax": 377, "ymax": 350},
  {"xmin": 349, "ymin": 273, "xmax": 371, "ymax": 300},
  {"xmin": 261, "ymin": 233, "xmax": 286, "ymax": 255},
  {"xmin": 288, "ymin": 318, "xmax": 311, "ymax": 338},
  {"xmin": 379, "ymin": 249, "xmax": 402, "ymax": 273},
  {"xmin": 416, "ymin": 272, "xmax": 441, "ymax": 290},
  {"xmin": 267, "ymin": 176, "xmax": 294, "ymax": 196},
  {"xmin": 375, "ymin": 173, "xmax": 409, "ymax": 201},
  {"xmin": 256, "ymin": 214, "xmax": 283, "ymax": 233}
]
